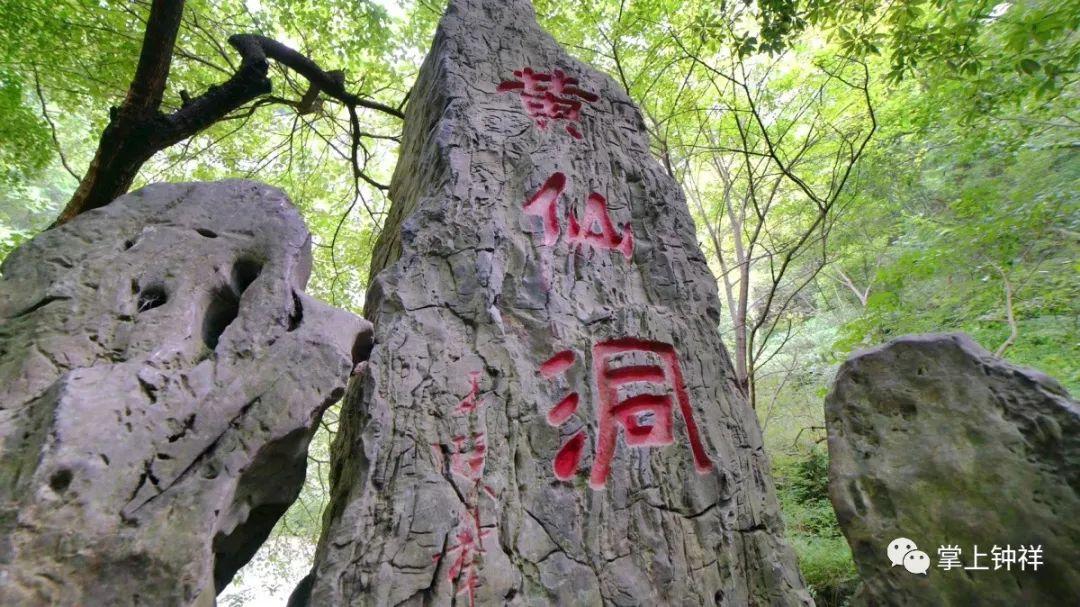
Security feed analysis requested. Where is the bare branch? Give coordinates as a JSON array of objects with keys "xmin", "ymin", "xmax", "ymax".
[
  {"xmin": 994, "ymin": 265, "xmax": 1019, "ymax": 357},
  {"xmin": 32, "ymin": 67, "xmax": 79, "ymax": 180}
]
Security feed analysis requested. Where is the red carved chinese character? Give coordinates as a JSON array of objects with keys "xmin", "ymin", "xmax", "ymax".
[
  {"xmin": 538, "ymin": 350, "xmax": 586, "ymax": 480},
  {"xmin": 537, "ymin": 341, "xmax": 714, "ymax": 488},
  {"xmin": 432, "ymin": 372, "xmax": 496, "ymax": 604},
  {"xmin": 523, "ymin": 173, "xmax": 566, "ymax": 247},
  {"xmin": 497, "ymin": 67, "xmax": 599, "ymax": 139},
  {"xmin": 567, "ymin": 192, "xmax": 634, "ymax": 260},
  {"xmin": 590, "ymin": 339, "xmax": 713, "ymax": 488},
  {"xmin": 449, "ymin": 433, "xmax": 487, "ymax": 481},
  {"xmin": 553, "ymin": 430, "xmax": 587, "ymax": 480},
  {"xmin": 522, "ymin": 174, "xmax": 635, "ymax": 259},
  {"xmin": 455, "ymin": 371, "xmax": 483, "ymax": 414},
  {"xmin": 436, "ymin": 509, "xmax": 490, "ymax": 606},
  {"xmin": 539, "ymin": 348, "xmax": 575, "ymax": 377}
]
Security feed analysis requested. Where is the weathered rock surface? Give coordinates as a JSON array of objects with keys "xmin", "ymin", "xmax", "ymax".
[
  {"xmin": 295, "ymin": 1, "xmax": 810, "ymax": 605},
  {"xmin": 0, "ymin": 180, "xmax": 370, "ymax": 606},
  {"xmin": 826, "ymin": 333, "xmax": 1079, "ymax": 605}
]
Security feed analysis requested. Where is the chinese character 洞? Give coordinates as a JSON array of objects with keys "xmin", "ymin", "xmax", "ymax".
[
  {"xmin": 497, "ymin": 67, "xmax": 599, "ymax": 139},
  {"xmin": 937, "ymin": 545, "xmax": 963, "ymax": 570},
  {"xmin": 537, "ymin": 339, "xmax": 714, "ymax": 489},
  {"xmin": 589, "ymin": 339, "xmax": 713, "ymax": 488},
  {"xmin": 522, "ymin": 172, "xmax": 634, "ymax": 259}
]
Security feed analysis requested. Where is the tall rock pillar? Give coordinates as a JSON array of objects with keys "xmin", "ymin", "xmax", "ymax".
[{"xmin": 298, "ymin": 1, "xmax": 810, "ymax": 604}]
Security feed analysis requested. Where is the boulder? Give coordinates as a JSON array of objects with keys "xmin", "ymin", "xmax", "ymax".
[
  {"xmin": 826, "ymin": 333, "xmax": 1079, "ymax": 605},
  {"xmin": 0, "ymin": 180, "xmax": 371, "ymax": 606},
  {"xmin": 294, "ymin": 1, "xmax": 810, "ymax": 605}
]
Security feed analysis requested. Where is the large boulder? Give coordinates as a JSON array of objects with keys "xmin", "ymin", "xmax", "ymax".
[
  {"xmin": 826, "ymin": 333, "xmax": 1079, "ymax": 605},
  {"xmin": 294, "ymin": 0, "xmax": 810, "ymax": 605},
  {"xmin": 0, "ymin": 180, "xmax": 371, "ymax": 606}
]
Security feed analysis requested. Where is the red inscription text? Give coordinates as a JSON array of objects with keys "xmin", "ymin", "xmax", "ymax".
[
  {"xmin": 497, "ymin": 67, "xmax": 599, "ymax": 139},
  {"xmin": 537, "ymin": 340, "xmax": 714, "ymax": 489},
  {"xmin": 523, "ymin": 175, "xmax": 634, "ymax": 259}
]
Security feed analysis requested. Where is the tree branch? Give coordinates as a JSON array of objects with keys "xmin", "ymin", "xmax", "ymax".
[
  {"xmin": 124, "ymin": 0, "xmax": 185, "ymax": 113},
  {"xmin": 994, "ymin": 265, "xmax": 1019, "ymax": 357},
  {"xmin": 32, "ymin": 67, "xmax": 79, "ymax": 180},
  {"xmin": 52, "ymin": 10, "xmax": 403, "ymax": 226}
]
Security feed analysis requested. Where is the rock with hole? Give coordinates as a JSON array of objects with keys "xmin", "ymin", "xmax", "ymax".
[
  {"xmin": 826, "ymin": 333, "xmax": 1080, "ymax": 605},
  {"xmin": 0, "ymin": 180, "xmax": 372, "ymax": 606}
]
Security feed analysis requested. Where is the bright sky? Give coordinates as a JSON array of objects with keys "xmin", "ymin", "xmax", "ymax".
[{"xmin": 371, "ymin": 0, "xmax": 407, "ymax": 19}]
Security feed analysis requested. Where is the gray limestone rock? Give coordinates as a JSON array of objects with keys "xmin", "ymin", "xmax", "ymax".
[
  {"xmin": 826, "ymin": 333, "xmax": 1079, "ymax": 606},
  {"xmin": 296, "ymin": 1, "xmax": 810, "ymax": 605},
  {"xmin": 0, "ymin": 180, "xmax": 371, "ymax": 606}
]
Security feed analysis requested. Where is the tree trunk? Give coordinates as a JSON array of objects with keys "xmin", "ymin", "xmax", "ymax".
[{"xmin": 293, "ymin": 1, "xmax": 810, "ymax": 605}]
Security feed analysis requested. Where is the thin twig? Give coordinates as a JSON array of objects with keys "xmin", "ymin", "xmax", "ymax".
[
  {"xmin": 32, "ymin": 67, "xmax": 80, "ymax": 180},
  {"xmin": 994, "ymin": 265, "xmax": 1018, "ymax": 356}
]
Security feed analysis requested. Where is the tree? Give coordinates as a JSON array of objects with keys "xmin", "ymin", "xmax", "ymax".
[
  {"xmin": 547, "ymin": 1, "xmax": 876, "ymax": 407},
  {"xmin": 671, "ymin": 49, "xmax": 875, "ymax": 408},
  {"xmin": 1, "ymin": 0, "xmax": 429, "ymax": 304},
  {"xmin": 51, "ymin": 0, "xmax": 403, "ymax": 225}
]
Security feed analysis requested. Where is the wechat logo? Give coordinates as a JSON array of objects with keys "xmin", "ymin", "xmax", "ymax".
[{"xmin": 888, "ymin": 537, "xmax": 930, "ymax": 575}]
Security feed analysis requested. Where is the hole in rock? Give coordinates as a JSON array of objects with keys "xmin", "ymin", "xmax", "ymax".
[
  {"xmin": 231, "ymin": 257, "xmax": 263, "ymax": 294},
  {"xmin": 123, "ymin": 238, "xmax": 136, "ymax": 250},
  {"xmin": 288, "ymin": 291, "xmax": 303, "ymax": 332},
  {"xmin": 49, "ymin": 469, "xmax": 73, "ymax": 493},
  {"xmin": 137, "ymin": 284, "xmax": 168, "ymax": 312},
  {"xmin": 351, "ymin": 323, "xmax": 374, "ymax": 365},
  {"xmin": 203, "ymin": 286, "xmax": 240, "ymax": 350},
  {"xmin": 196, "ymin": 228, "xmax": 218, "ymax": 239},
  {"xmin": 212, "ymin": 427, "xmax": 308, "ymax": 592}
]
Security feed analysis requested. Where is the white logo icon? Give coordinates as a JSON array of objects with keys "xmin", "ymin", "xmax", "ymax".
[
  {"xmin": 888, "ymin": 537, "xmax": 928, "ymax": 574},
  {"xmin": 888, "ymin": 537, "xmax": 918, "ymax": 567},
  {"xmin": 904, "ymin": 550, "xmax": 931, "ymax": 575}
]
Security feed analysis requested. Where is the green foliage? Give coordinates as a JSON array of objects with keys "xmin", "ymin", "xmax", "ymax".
[
  {"xmin": 831, "ymin": 63, "xmax": 1079, "ymax": 390},
  {"xmin": 773, "ymin": 449, "xmax": 859, "ymax": 606},
  {"xmin": 750, "ymin": 0, "xmax": 1080, "ymax": 109},
  {"xmin": 787, "ymin": 534, "xmax": 860, "ymax": 606}
]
